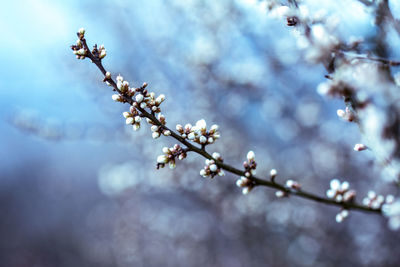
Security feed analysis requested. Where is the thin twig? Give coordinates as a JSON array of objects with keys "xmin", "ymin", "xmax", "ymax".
[{"xmin": 76, "ymin": 35, "xmax": 382, "ymax": 215}]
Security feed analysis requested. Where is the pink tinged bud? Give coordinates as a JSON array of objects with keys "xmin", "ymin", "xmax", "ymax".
[
  {"xmin": 157, "ymin": 155, "xmax": 168, "ymax": 163},
  {"xmin": 151, "ymin": 125, "xmax": 159, "ymax": 132},
  {"xmin": 123, "ymin": 111, "xmax": 130, "ymax": 118},
  {"xmin": 163, "ymin": 130, "xmax": 171, "ymax": 136},
  {"xmin": 135, "ymin": 94, "xmax": 144, "ymax": 103},
  {"xmin": 209, "ymin": 164, "xmax": 218, "ymax": 172},
  {"xmin": 105, "ymin": 72, "xmax": 111, "ymax": 79},
  {"xmin": 152, "ymin": 132, "xmax": 160, "ymax": 139},
  {"xmin": 133, "ymin": 124, "xmax": 140, "ymax": 131},
  {"xmin": 125, "ymin": 117, "xmax": 134, "ymax": 125},
  {"xmin": 247, "ymin": 151, "xmax": 255, "ymax": 161},
  {"xmin": 354, "ymin": 144, "xmax": 367, "ymax": 151},
  {"xmin": 112, "ymin": 94, "xmax": 121, "ymax": 101},
  {"xmin": 199, "ymin": 135, "xmax": 207, "ymax": 144}
]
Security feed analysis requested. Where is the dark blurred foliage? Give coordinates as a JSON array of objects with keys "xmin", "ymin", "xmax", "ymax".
[{"xmin": 1, "ymin": 0, "xmax": 400, "ymax": 266}]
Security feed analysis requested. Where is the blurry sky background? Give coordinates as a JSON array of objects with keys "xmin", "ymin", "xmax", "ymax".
[{"xmin": 1, "ymin": 0, "xmax": 400, "ymax": 266}]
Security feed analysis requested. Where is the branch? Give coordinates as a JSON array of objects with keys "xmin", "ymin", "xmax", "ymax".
[{"xmin": 71, "ymin": 30, "xmax": 382, "ymax": 216}]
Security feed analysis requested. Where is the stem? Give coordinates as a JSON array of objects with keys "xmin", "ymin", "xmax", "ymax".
[{"xmin": 78, "ymin": 37, "xmax": 381, "ymax": 215}]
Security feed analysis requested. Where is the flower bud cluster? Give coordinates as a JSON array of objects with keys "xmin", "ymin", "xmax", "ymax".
[
  {"xmin": 382, "ymin": 199, "xmax": 400, "ymax": 230},
  {"xmin": 326, "ymin": 179, "xmax": 356, "ymax": 202},
  {"xmin": 156, "ymin": 144, "xmax": 187, "ymax": 169},
  {"xmin": 123, "ymin": 106, "xmax": 142, "ymax": 131},
  {"xmin": 176, "ymin": 119, "xmax": 220, "ymax": 145},
  {"xmin": 243, "ymin": 151, "xmax": 257, "ymax": 178},
  {"xmin": 146, "ymin": 114, "xmax": 170, "ymax": 139},
  {"xmin": 90, "ymin": 44, "xmax": 106, "ymax": 60},
  {"xmin": 285, "ymin": 179, "xmax": 302, "ymax": 191},
  {"xmin": 200, "ymin": 153, "xmax": 225, "ymax": 178},
  {"xmin": 236, "ymin": 176, "xmax": 254, "ymax": 195},
  {"xmin": 363, "ymin": 191, "xmax": 394, "ymax": 209},
  {"xmin": 335, "ymin": 209, "xmax": 349, "ymax": 223},
  {"xmin": 71, "ymin": 28, "xmax": 87, "ymax": 59}
]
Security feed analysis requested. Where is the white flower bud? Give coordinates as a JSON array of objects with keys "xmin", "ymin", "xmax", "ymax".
[
  {"xmin": 210, "ymin": 124, "xmax": 219, "ymax": 132},
  {"xmin": 330, "ymin": 179, "xmax": 340, "ymax": 190},
  {"xmin": 188, "ymin": 132, "xmax": 195, "ymax": 140},
  {"xmin": 236, "ymin": 179, "xmax": 245, "ymax": 187},
  {"xmin": 151, "ymin": 125, "xmax": 159, "ymax": 132},
  {"xmin": 200, "ymin": 169, "xmax": 207, "ymax": 177},
  {"xmin": 99, "ymin": 49, "xmax": 106, "ymax": 59},
  {"xmin": 134, "ymin": 116, "xmax": 141, "ymax": 122},
  {"xmin": 242, "ymin": 187, "xmax": 251, "ymax": 195},
  {"xmin": 212, "ymin": 152, "xmax": 221, "ymax": 160},
  {"xmin": 116, "ymin": 75, "xmax": 123, "ymax": 82},
  {"xmin": 199, "ymin": 135, "xmax": 207, "ymax": 144},
  {"xmin": 275, "ymin": 191, "xmax": 285, "ymax": 198},
  {"xmin": 140, "ymin": 102, "xmax": 147, "ymax": 109},
  {"xmin": 207, "ymin": 137, "xmax": 214, "ymax": 144},
  {"xmin": 326, "ymin": 189, "xmax": 335, "ymax": 198},
  {"xmin": 135, "ymin": 94, "xmax": 144, "ymax": 103},
  {"xmin": 194, "ymin": 119, "xmax": 206, "ymax": 132},
  {"xmin": 105, "ymin": 72, "xmax": 111, "ymax": 79},
  {"xmin": 337, "ymin": 109, "xmax": 346, "ymax": 118},
  {"xmin": 155, "ymin": 94, "xmax": 165, "ymax": 105},
  {"xmin": 133, "ymin": 124, "xmax": 140, "ymax": 131},
  {"xmin": 184, "ymin": 124, "xmax": 192, "ymax": 130},
  {"xmin": 152, "ymin": 132, "xmax": 160, "ymax": 139},
  {"xmin": 169, "ymin": 162, "xmax": 176, "ymax": 169},
  {"xmin": 341, "ymin": 181, "xmax": 349, "ymax": 191},
  {"xmin": 247, "ymin": 151, "xmax": 255, "ymax": 161},
  {"xmin": 163, "ymin": 130, "xmax": 171, "ymax": 136},
  {"xmin": 122, "ymin": 111, "xmax": 130, "ymax": 118},
  {"xmin": 209, "ymin": 164, "xmax": 218, "ymax": 172},
  {"xmin": 218, "ymin": 170, "xmax": 225, "ymax": 176},
  {"xmin": 157, "ymin": 155, "xmax": 168, "ymax": 163},
  {"xmin": 112, "ymin": 94, "xmax": 121, "ymax": 101},
  {"xmin": 78, "ymin": 28, "xmax": 85, "ymax": 35},
  {"xmin": 176, "ymin": 124, "xmax": 183, "ymax": 132},
  {"xmin": 270, "ymin": 169, "xmax": 277, "ymax": 178},
  {"xmin": 125, "ymin": 117, "xmax": 134, "ymax": 125}
]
